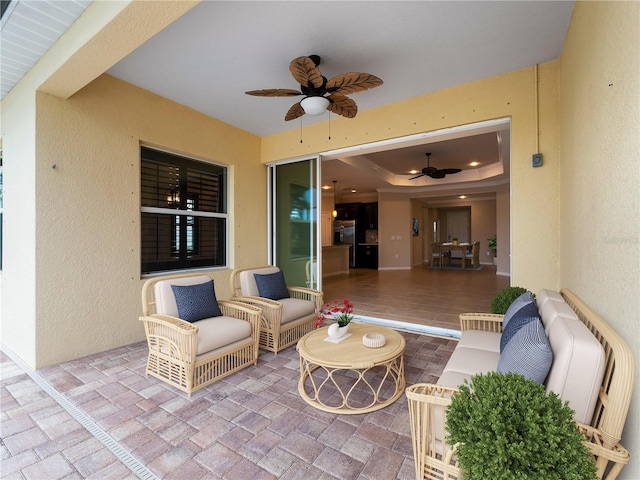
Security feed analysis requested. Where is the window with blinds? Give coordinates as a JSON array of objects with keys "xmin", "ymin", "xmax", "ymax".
[{"xmin": 140, "ymin": 147, "xmax": 227, "ymax": 274}]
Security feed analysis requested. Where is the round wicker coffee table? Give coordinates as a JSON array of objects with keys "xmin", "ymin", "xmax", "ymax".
[{"xmin": 296, "ymin": 322, "xmax": 405, "ymax": 414}]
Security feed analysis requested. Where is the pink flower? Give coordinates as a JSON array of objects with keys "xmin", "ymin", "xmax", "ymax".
[{"xmin": 315, "ymin": 298, "xmax": 354, "ymax": 328}]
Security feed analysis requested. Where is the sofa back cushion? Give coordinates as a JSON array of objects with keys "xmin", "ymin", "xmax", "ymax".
[
  {"xmin": 544, "ymin": 315, "xmax": 605, "ymax": 424},
  {"xmin": 538, "ymin": 296, "xmax": 580, "ymax": 333}
]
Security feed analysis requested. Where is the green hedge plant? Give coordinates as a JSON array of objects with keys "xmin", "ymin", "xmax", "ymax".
[
  {"xmin": 490, "ymin": 286, "xmax": 528, "ymax": 314},
  {"xmin": 446, "ymin": 372, "xmax": 597, "ymax": 480}
]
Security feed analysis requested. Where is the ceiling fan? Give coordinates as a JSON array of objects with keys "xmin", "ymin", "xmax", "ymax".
[
  {"xmin": 245, "ymin": 55, "xmax": 383, "ymax": 121},
  {"xmin": 409, "ymin": 153, "xmax": 462, "ymax": 180}
]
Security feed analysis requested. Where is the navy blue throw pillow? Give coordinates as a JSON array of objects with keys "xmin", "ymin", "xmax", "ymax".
[
  {"xmin": 254, "ymin": 271, "xmax": 290, "ymax": 300},
  {"xmin": 500, "ymin": 301, "xmax": 540, "ymax": 352},
  {"xmin": 171, "ymin": 280, "xmax": 222, "ymax": 323},
  {"xmin": 497, "ymin": 318, "xmax": 553, "ymax": 384},
  {"xmin": 502, "ymin": 291, "xmax": 535, "ymax": 328}
]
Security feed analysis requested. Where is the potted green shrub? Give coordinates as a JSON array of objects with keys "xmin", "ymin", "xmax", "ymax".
[
  {"xmin": 488, "ymin": 236, "xmax": 497, "ymax": 265},
  {"xmin": 446, "ymin": 372, "xmax": 597, "ymax": 480},
  {"xmin": 490, "ymin": 286, "xmax": 528, "ymax": 314}
]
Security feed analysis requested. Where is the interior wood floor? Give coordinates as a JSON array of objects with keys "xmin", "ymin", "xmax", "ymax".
[{"xmin": 321, "ymin": 264, "xmax": 510, "ymax": 331}]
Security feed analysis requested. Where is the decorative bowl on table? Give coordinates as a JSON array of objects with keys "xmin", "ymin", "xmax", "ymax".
[{"xmin": 362, "ymin": 332, "xmax": 386, "ymax": 348}]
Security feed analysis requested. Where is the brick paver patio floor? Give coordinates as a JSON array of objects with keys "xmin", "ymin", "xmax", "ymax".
[{"xmin": 1, "ymin": 330, "xmax": 456, "ymax": 479}]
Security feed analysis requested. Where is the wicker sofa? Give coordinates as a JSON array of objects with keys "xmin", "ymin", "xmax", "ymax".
[
  {"xmin": 406, "ymin": 288, "xmax": 634, "ymax": 480},
  {"xmin": 140, "ymin": 274, "xmax": 261, "ymax": 396}
]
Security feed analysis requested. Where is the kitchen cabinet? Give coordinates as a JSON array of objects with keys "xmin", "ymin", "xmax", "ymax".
[
  {"xmin": 357, "ymin": 244, "xmax": 378, "ymax": 269},
  {"xmin": 362, "ymin": 202, "xmax": 378, "ymax": 229},
  {"xmin": 335, "ymin": 203, "xmax": 361, "ymax": 221}
]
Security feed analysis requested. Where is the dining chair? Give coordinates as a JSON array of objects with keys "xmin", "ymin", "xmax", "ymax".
[
  {"xmin": 431, "ymin": 243, "xmax": 448, "ymax": 268},
  {"xmin": 464, "ymin": 241, "xmax": 480, "ymax": 268}
]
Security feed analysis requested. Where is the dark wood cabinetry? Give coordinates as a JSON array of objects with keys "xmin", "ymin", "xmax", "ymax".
[
  {"xmin": 337, "ymin": 202, "xmax": 379, "ymax": 268},
  {"xmin": 335, "ymin": 203, "xmax": 361, "ymax": 220},
  {"xmin": 357, "ymin": 244, "xmax": 378, "ymax": 269},
  {"xmin": 363, "ymin": 202, "xmax": 378, "ymax": 229}
]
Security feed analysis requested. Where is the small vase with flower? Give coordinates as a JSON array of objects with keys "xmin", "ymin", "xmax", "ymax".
[{"xmin": 315, "ymin": 298, "xmax": 354, "ymax": 338}]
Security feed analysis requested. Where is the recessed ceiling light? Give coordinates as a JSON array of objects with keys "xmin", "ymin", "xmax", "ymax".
[
  {"xmin": 410, "ymin": 169, "xmax": 418, "ymax": 174},
  {"xmin": 351, "ymin": 189, "xmax": 357, "ymax": 193},
  {"xmin": 459, "ymin": 195, "xmax": 467, "ymax": 199},
  {"xmin": 322, "ymin": 185, "xmax": 330, "ymax": 190},
  {"xmin": 469, "ymin": 161, "xmax": 480, "ymax": 167}
]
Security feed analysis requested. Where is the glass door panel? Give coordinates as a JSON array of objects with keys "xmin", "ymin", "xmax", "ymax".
[{"xmin": 269, "ymin": 158, "xmax": 320, "ymax": 289}]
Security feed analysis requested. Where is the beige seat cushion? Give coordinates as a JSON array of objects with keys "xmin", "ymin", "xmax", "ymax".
[
  {"xmin": 441, "ymin": 347, "xmax": 500, "ymax": 378},
  {"xmin": 456, "ymin": 330, "xmax": 501, "ymax": 353},
  {"xmin": 194, "ymin": 316, "xmax": 252, "ymax": 356},
  {"xmin": 279, "ymin": 298, "xmax": 315, "ymax": 324}
]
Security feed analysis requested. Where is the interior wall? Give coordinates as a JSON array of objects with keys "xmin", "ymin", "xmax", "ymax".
[
  {"xmin": 378, "ymin": 192, "xmax": 411, "ymax": 269},
  {"xmin": 559, "ymin": 2, "xmax": 639, "ymax": 476}
]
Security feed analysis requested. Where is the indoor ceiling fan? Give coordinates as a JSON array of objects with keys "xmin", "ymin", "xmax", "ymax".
[
  {"xmin": 409, "ymin": 153, "xmax": 462, "ymax": 180},
  {"xmin": 245, "ymin": 55, "xmax": 383, "ymax": 121}
]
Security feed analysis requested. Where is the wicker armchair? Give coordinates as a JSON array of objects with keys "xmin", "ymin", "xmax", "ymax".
[
  {"xmin": 406, "ymin": 289, "xmax": 634, "ymax": 480},
  {"xmin": 140, "ymin": 273, "xmax": 261, "ymax": 396},
  {"xmin": 230, "ymin": 266, "xmax": 323, "ymax": 354}
]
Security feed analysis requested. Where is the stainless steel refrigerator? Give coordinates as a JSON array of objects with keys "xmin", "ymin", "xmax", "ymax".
[{"xmin": 333, "ymin": 220, "xmax": 356, "ymax": 267}]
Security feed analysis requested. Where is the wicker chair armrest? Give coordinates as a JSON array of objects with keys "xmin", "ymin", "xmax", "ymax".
[
  {"xmin": 406, "ymin": 383, "xmax": 462, "ymax": 479},
  {"xmin": 459, "ymin": 312, "xmax": 504, "ymax": 332},
  {"xmin": 232, "ymin": 295, "xmax": 282, "ymax": 310},
  {"xmin": 139, "ymin": 314, "xmax": 198, "ymax": 362},
  {"xmin": 577, "ymin": 423, "xmax": 630, "ymax": 479},
  {"xmin": 287, "ymin": 286, "xmax": 324, "ymax": 309},
  {"xmin": 139, "ymin": 314, "xmax": 198, "ymax": 334},
  {"xmin": 406, "ymin": 382, "xmax": 459, "ymax": 405}
]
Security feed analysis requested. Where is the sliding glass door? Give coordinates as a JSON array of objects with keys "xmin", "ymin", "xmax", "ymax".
[{"xmin": 268, "ymin": 157, "xmax": 321, "ymax": 289}]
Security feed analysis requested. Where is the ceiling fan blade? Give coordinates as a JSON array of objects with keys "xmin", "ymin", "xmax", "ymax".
[
  {"xmin": 327, "ymin": 94, "xmax": 357, "ymax": 118},
  {"xmin": 290, "ymin": 56, "xmax": 323, "ymax": 89},
  {"xmin": 327, "ymin": 72, "xmax": 383, "ymax": 94},
  {"xmin": 245, "ymin": 89, "xmax": 301, "ymax": 97},
  {"xmin": 409, "ymin": 173, "xmax": 426, "ymax": 180},
  {"xmin": 428, "ymin": 171, "xmax": 446, "ymax": 179},
  {"xmin": 284, "ymin": 102, "xmax": 305, "ymax": 121},
  {"xmin": 439, "ymin": 168, "xmax": 462, "ymax": 175}
]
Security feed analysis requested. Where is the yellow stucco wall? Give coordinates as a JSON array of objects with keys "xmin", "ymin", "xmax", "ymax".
[
  {"xmin": 26, "ymin": 74, "xmax": 266, "ymax": 367},
  {"xmin": 560, "ymin": 2, "xmax": 639, "ymax": 476},
  {"xmin": 262, "ymin": 63, "xmax": 561, "ymax": 291}
]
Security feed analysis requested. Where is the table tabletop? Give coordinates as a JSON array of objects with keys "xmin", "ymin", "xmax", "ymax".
[{"xmin": 297, "ymin": 322, "xmax": 405, "ymax": 368}]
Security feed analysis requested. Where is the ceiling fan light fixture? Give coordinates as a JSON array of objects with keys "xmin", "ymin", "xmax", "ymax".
[{"xmin": 300, "ymin": 96, "xmax": 330, "ymax": 115}]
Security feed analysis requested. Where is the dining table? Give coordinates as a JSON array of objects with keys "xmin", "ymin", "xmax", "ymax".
[{"xmin": 437, "ymin": 242, "xmax": 473, "ymax": 268}]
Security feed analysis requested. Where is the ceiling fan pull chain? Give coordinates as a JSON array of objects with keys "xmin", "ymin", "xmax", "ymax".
[
  {"xmin": 300, "ymin": 117, "xmax": 303, "ymax": 144},
  {"xmin": 328, "ymin": 112, "xmax": 331, "ymax": 141}
]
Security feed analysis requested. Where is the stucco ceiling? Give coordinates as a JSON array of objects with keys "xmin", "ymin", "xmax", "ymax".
[{"xmin": 1, "ymin": 0, "xmax": 575, "ymax": 199}]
